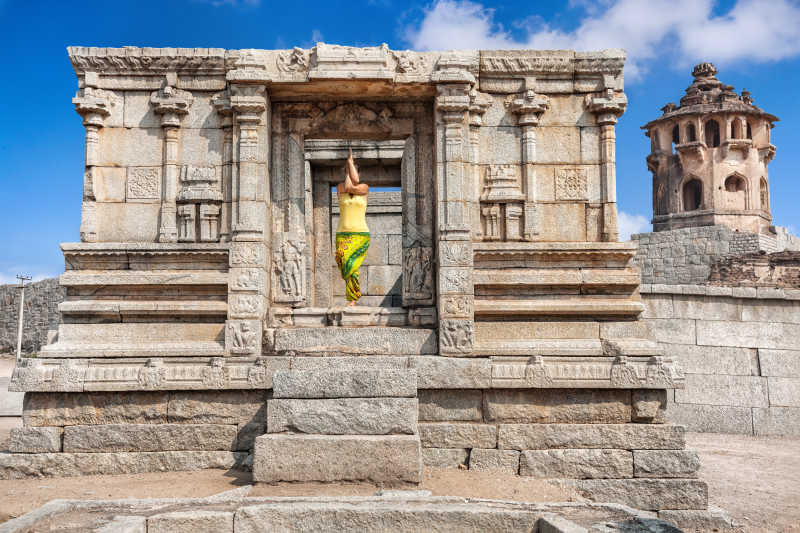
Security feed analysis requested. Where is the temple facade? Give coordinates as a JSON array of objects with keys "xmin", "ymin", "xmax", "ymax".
[{"xmin": 3, "ymin": 44, "xmax": 706, "ymax": 514}]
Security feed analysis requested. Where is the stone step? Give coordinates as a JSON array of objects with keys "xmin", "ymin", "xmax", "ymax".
[
  {"xmin": 268, "ymin": 327, "xmax": 437, "ymax": 355},
  {"xmin": 253, "ymin": 434, "xmax": 421, "ymax": 483},
  {"xmin": 268, "ymin": 398, "xmax": 418, "ymax": 435},
  {"xmin": 59, "ymin": 270, "xmax": 228, "ymax": 286},
  {"xmin": 272, "ymin": 369, "xmax": 417, "ymax": 399}
]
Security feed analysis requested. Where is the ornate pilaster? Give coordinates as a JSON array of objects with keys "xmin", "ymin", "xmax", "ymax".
[
  {"xmin": 213, "ymin": 90, "xmax": 234, "ymax": 242},
  {"xmin": 509, "ymin": 88, "xmax": 549, "ymax": 241},
  {"xmin": 73, "ymin": 86, "xmax": 118, "ymax": 242},
  {"xmin": 434, "ymin": 58, "xmax": 475, "ymax": 355},
  {"xmin": 226, "ymin": 83, "xmax": 269, "ymax": 355},
  {"xmin": 151, "ymin": 85, "xmax": 193, "ymax": 243},
  {"xmin": 468, "ymin": 89, "xmax": 492, "ymax": 240},
  {"xmin": 587, "ymin": 89, "xmax": 627, "ymax": 241}
]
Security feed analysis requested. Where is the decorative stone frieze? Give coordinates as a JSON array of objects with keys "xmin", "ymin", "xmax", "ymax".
[{"xmin": 309, "ymin": 43, "xmax": 394, "ymax": 80}]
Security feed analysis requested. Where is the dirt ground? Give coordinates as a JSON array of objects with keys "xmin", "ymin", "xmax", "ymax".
[{"xmin": 0, "ymin": 428, "xmax": 798, "ymax": 532}]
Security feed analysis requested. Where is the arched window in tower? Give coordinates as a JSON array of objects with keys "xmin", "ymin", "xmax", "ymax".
[
  {"xmin": 655, "ymin": 182, "xmax": 667, "ymax": 215},
  {"xmin": 682, "ymin": 179, "xmax": 702, "ymax": 211},
  {"xmin": 724, "ymin": 175, "xmax": 747, "ymax": 210},
  {"xmin": 746, "ymin": 122, "xmax": 752, "ymax": 140},
  {"xmin": 686, "ymin": 123, "xmax": 696, "ymax": 142},
  {"xmin": 704, "ymin": 119, "xmax": 720, "ymax": 147},
  {"xmin": 760, "ymin": 177, "xmax": 769, "ymax": 212},
  {"xmin": 672, "ymin": 124, "xmax": 680, "ymax": 150}
]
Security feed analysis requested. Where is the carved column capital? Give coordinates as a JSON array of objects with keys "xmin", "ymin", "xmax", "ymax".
[
  {"xmin": 212, "ymin": 89, "xmax": 233, "ymax": 127},
  {"xmin": 510, "ymin": 89, "xmax": 549, "ymax": 126},
  {"xmin": 72, "ymin": 87, "xmax": 117, "ymax": 127},
  {"xmin": 435, "ymin": 83, "xmax": 471, "ymax": 120},
  {"xmin": 150, "ymin": 86, "xmax": 193, "ymax": 127},
  {"xmin": 468, "ymin": 89, "xmax": 493, "ymax": 127},
  {"xmin": 586, "ymin": 89, "xmax": 627, "ymax": 125},
  {"xmin": 231, "ymin": 84, "xmax": 267, "ymax": 124}
]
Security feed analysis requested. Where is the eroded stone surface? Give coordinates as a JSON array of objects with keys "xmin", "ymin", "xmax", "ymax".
[
  {"xmin": 8, "ymin": 427, "xmax": 63, "ymax": 453},
  {"xmin": 484, "ymin": 390, "xmax": 631, "ymax": 424},
  {"xmin": 272, "ymin": 370, "xmax": 417, "ymax": 399},
  {"xmin": 520, "ymin": 449, "xmax": 633, "ymax": 479},
  {"xmin": 633, "ymin": 450, "xmax": 700, "ymax": 478},
  {"xmin": 419, "ymin": 423, "xmax": 497, "ymax": 449},
  {"xmin": 267, "ymin": 398, "xmax": 418, "ymax": 435},
  {"xmin": 498, "ymin": 423, "xmax": 685, "ymax": 450},
  {"xmin": 468, "ymin": 448, "xmax": 520, "ymax": 474},
  {"xmin": 62, "ymin": 424, "xmax": 238, "ymax": 452}
]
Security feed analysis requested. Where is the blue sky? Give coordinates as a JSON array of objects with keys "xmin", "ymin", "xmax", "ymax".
[{"xmin": 1, "ymin": 0, "xmax": 799, "ymax": 282}]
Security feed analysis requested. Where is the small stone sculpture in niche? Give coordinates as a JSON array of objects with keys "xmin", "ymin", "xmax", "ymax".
[{"xmin": 334, "ymin": 149, "xmax": 370, "ymax": 306}]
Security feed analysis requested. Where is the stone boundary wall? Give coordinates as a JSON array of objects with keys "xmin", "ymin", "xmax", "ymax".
[
  {"xmin": 640, "ymin": 284, "xmax": 800, "ymax": 436},
  {"xmin": 632, "ymin": 227, "xmax": 772, "ymax": 285},
  {"xmin": 0, "ymin": 279, "xmax": 64, "ymax": 354}
]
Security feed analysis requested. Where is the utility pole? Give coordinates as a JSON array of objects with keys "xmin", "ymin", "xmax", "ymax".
[{"xmin": 15, "ymin": 274, "xmax": 32, "ymax": 363}]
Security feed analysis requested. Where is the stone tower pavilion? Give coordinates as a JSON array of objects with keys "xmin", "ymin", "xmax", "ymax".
[{"xmin": 642, "ymin": 62, "xmax": 778, "ymax": 233}]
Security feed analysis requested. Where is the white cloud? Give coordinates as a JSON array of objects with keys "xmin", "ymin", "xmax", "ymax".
[
  {"xmin": 618, "ymin": 211, "xmax": 651, "ymax": 241},
  {"xmin": 406, "ymin": 0, "xmax": 800, "ymax": 80}
]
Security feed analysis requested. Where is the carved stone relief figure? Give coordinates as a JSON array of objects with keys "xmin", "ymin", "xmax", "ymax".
[
  {"xmin": 440, "ymin": 319, "xmax": 474, "ymax": 353},
  {"xmin": 226, "ymin": 320, "xmax": 259, "ymax": 354},
  {"xmin": 276, "ymin": 47, "xmax": 308, "ymax": 73},
  {"xmin": 274, "ymin": 239, "xmax": 306, "ymax": 303},
  {"xmin": 402, "ymin": 247, "xmax": 433, "ymax": 301}
]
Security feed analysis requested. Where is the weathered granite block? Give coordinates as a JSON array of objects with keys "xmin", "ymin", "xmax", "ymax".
[
  {"xmin": 272, "ymin": 327, "xmax": 437, "ymax": 354},
  {"xmin": 632, "ymin": 390, "xmax": 667, "ymax": 423},
  {"xmin": 674, "ymin": 374, "xmax": 768, "ymax": 407},
  {"xmin": 418, "ymin": 390, "xmax": 482, "ymax": 422},
  {"xmin": 267, "ymin": 398, "xmax": 418, "ymax": 435},
  {"xmin": 233, "ymin": 501, "xmax": 540, "ymax": 533},
  {"xmin": 468, "ymin": 449, "xmax": 520, "ymax": 474},
  {"xmin": 23, "ymin": 391, "xmax": 168, "ymax": 426},
  {"xmin": 62, "ymin": 424, "xmax": 237, "ymax": 452},
  {"xmin": 235, "ymin": 422, "xmax": 265, "ymax": 451},
  {"xmin": 419, "ymin": 423, "xmax": 497, "ymax": 449},
  {"xmin": 0, "ymin": 450, "xmax": 247, "ymax": 479},
  {"xmin": 409, "ymin": 357, "xmax": 491, "ymax": 389},
  {"xmin": 167, "ymin": 390, "xmax": 267, "ymax": 425},
  {"xmin": 633, "ymin": 450, "xmax": 700, "ymax": 478},
  {"xmin": 484, "ymin": 390, "xmax": 631, "ymax": 424},
  {"xmin": 767, "ymin": 377, "xmax": 800, "ymax": 407},
  {"xmin": 97, "ymin": 515, "xmax": 147, "ymax": 533},
  {"xmin": 498, "ymin": 424, "xmax": 685, "ymax": 450},
  {"xmin": 8, "ymin": 427, "xmax": 63, "ymax": 453},
  {"xmin": 669, "ymin": 344, "xmax": 756, "ymax": 375},
  {"xmin": 148, "ymin": 510, "xmax": 234, "ymax": 533},
  {"xmin": 666, "ymin": 403, "xmax": 753, "ymax": 434},
  {"xmin": 753, "ymin": 406, "xmax": 800, "ymax": 436},
  {"xmin": 658, "ymin": 508, "xmax": 737, "ymax": 532},
  {"xmin": 520, "ymin": 449, "xmax": 633, "ymax": 479},
  {"xmin": 253, "ymin": 434, "xmax": 421, "ymax": 483},
  {"xmin": 696, "ymin": 320, "xmax": 800, "ymax": 350},
  {"xmin": 272, "ymin": 370, "xmax": 416, "ymax": 399},
  {"xmin": 569, "ymin": 479, "xmax": 708, "ymax": 510},
  {"xmin": 758, "ymin": 349, "xmax": 800, "ymax": 377},
  {"xmin": 421, "ymin": 448, "xmax": 469, "ymax": 468}
]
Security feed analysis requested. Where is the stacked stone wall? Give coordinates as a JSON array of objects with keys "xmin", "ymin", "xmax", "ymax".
[
  {"xmin": 641, "ymin": 284, "xmax": 800, "ymax": 436},
  {"xmin": 632, "ymin": 227, "xmax": 766, "ymax": 285},
  {"xmin": 0, "ymin": 279, "xmax": 64, "ymax": 354}
]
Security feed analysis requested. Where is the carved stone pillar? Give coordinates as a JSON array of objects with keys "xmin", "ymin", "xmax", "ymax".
[
  {"xmin": 468, "ymin": 90, "xmax": 492, "ymax": 240},
  {"xmin": 151, "ymin": 85, "xmax": 193, "ymax": 243},
  {"xmin": 434, "ymin": 60, "xmax": 475, "ymax": 355},
  {"xmin": 510, "ymin": 88, "xmax": 549, "ymax": 241},
  {"xmin": 72, "ymin": 85, "xmax": 117, "ymax": 242},
  {"xmin": 226, "ymin": 83, "xmax": 268, "ymax": 355},
  {"xmin": 213, "ymin": 91, "xmax": 234, "ymax": 242},
  {"xmin": 587, "ymin": 89, "xmax": 627, "ymax": 241}
]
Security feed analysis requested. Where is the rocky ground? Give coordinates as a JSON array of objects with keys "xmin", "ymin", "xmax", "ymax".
[{"xmin": 0, "ymin": 424, "xmax": 798, "ymax": 531}]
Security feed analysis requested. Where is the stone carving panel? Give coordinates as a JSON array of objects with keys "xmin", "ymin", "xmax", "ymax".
[
  {"xmin": 439, "ymin": 267, "xmax": 472, "ymax": 295},
  {"xmin": 402, "ymin": 246, "xmax": 434, "ymax": 303},
  {"xmin": 438, "ymin": 241, "xmax": 471, "ymax": 267},
  {"xmin": 276, "ymin": 47, "xmax": 309, "ymax": 73},
  {"xmin": 556, "ymin": 168, "xmax": 588, "ymax": 201},
  {"xmin": 272, "ymin": 236, "xmax": 306, "ymax": 304},
  {"xmin": 230, "ymin": 268, "xmax": 263, "ymax": 292},
  {"xmin": 230, "ymin": 243, "xmax": 266, "ymax": 267},
  {"xmin": 441, "ymin": 295, "xmax": 472, "ymax": 318},
  {"xmin": 126, "ymin": 167, "xmax": 160, "ymax": 200},
  {"xmin": 225, "ymin": 319, "xmax": 261, "ymax": 355},
  {"xmin": 137, "ymin": 359, "xmax": 166, "ymax": 390},
  {"xmin": 440, "ymin": 319, "xmax": 474, "ymax": 354}
]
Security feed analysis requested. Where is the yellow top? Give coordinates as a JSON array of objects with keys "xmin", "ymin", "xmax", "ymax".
[{"xmin": 336, "ymin": 192, "xmax": 369, "ymax": 233}]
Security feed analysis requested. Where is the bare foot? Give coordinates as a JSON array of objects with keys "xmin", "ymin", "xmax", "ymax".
[{"xmin": 347, "ymin": 300, "xmax": 358, "ymax": 307}]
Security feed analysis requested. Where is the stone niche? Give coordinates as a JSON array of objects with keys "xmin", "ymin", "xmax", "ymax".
[{"xmin": 4, "ymin": 45, "xmax": 706, "ymax": 515}]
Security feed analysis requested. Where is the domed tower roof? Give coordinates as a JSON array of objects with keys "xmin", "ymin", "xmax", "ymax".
[
  {"xmin": 641, "ymin": 63, "xmax": 778, "ymax": 235},
  {"xmin": 643, "ymin": 62, "xmax": 778, "ymax": 130}
]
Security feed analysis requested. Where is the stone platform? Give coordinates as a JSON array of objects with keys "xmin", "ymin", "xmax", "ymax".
[{"xmin": 0, "ymin": 489, "xmax": 735, "ymax": 532}]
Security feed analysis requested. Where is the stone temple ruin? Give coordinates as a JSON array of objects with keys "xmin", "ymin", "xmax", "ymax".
[{"xmin": 4, "ymin": 44, "xmax": 707, "ymax": 516}]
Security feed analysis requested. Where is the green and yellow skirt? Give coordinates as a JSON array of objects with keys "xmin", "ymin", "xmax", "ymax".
[{"xmin": 335, "ymin": 231, "xmax": 370, "ymax": 302}]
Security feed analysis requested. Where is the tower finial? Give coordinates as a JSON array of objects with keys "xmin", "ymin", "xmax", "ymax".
[{"xmin": 692, "ymin": 62, "xmax": 717, "ymax": 79}]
